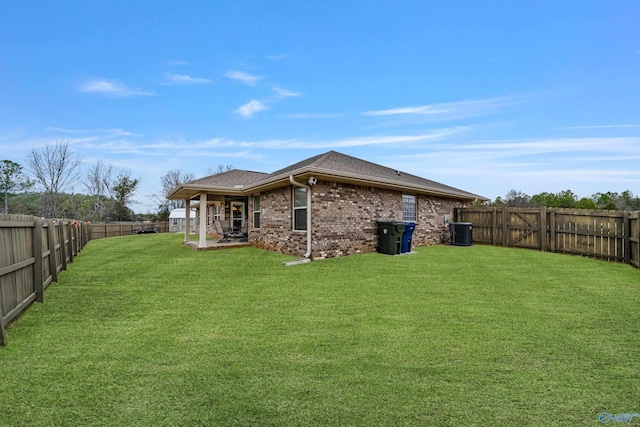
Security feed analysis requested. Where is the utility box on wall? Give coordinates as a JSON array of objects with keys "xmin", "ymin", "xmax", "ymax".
[{"xmin": 449, "ymin": 222, "xmax": 473, "ymax": 246}]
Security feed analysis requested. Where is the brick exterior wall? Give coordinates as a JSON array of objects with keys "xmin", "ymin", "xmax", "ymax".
[
  {"xmin": 249, "ymin": 186, "xmax": 307, "ymax": 256},
  {"xmin": 249, "ymin": 180, "xmax": 467, "ymax": 260},
  {"xmin": 414, "ymin": 194, "xmax": 462, "ymax": 246}
]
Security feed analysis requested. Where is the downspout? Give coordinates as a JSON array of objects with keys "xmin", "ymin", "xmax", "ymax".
[{"xmin": 289, "ymin": 175, "xmax": 312, "ymax": 259}]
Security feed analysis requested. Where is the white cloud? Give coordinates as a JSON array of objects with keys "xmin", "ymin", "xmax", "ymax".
[
  {"xmin": 283, "ymin": 113, "xmax": 345, "ymax": 119},
  {"xmin": 236, "ymin": 100, "xmax": 267, "ymax": 117},
  {"xmin": 265, "ymin": 54, "xmax": 287, "ymax": 60},
  {"xmin": 225, "ymin": 71, "xmax": 264, "ymax": 85},
  {"xmin": 364, "ymin": 105, "xmax": 448, "ymax": 116},
  {"xmin": 253, "ymin": 128, "xmax": 466, "ymax": 149},
  {"xmin": 442, "ymin": 137, "xmax": 639, "ymax": 160},
  {"xmin": 84, "ymin": 128, "xmax": 464, "ymax": 153},
  {"xmin": 165, "ymin": 73, "xmax": 211, "ymax": 85},
  {"xmin": 272, "ymin": 86, "xmax": 301, "ymax": 98},
  {"xmin": 45, "ymin": 127, "xmax": 137, "ymax": 138},
  {"xmin": 557, "ymin": 124, "xmax": 640, "ymax": 130},
  {"xmin": 362, "ymin": 95, "xmax": 532, "ymax": 121},
  {"xmin": 79, "ymin": 78, "xmax": 154, "ymax": 97}
]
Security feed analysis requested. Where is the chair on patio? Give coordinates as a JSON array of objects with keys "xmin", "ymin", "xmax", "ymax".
[
  {"xmin": 215, "ymin": 220, "xmax": 245, "ymax": 243},
  {"xmin": 214, "ymin": 220, "xmax": 231, "ymax": 243},
  {"xmin": 239, "ymin": 224, "xmax": 248, "ymax": 242}
]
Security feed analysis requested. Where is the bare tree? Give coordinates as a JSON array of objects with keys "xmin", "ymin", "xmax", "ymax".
[
  {"xmin": 159, "ymin": 169, "xmax": 196, "ymax": 210},
  {"xmin": 26, "ymin": 140, "xmax": 81, "ymax": 218},
  {"xmin": 155, "ymin": 166, "xmax": 232, "ymax": 217},
  {"xmin": 83, "ymin": 161, "xmax": 114, "ymax": 220},
  {"xmin": 503, "ymin": 189, "xmax": 530, "ymax": 207},
  {"xmin": 205, "ymin": 164, "xmax": 234, "ymax": 176}
]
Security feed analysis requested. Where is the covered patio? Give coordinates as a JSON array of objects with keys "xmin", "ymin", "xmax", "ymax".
[
  {"xmin": 167, "ymin": 169, "xmax": 267, "ymax": 249},
  {"xmin": 177, "ymin": 194, "xmax": 249, "ymax": 249}
]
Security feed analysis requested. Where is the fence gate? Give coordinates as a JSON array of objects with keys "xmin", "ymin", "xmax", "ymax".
[{"xmin": 505, "ymin": 209, "xmax": 543, "ymax": 249}]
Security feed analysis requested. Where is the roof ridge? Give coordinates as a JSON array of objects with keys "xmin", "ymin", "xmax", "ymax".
[{"xmin": 308, "ymin": 150, "xmax": 339, "ymax": 168}]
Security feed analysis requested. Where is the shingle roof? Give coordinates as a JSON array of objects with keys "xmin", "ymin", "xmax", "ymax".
[
  {"xmin": 187, "ymin": 169, "xmax": 269, "ymax": 188},
  {"xmin": 257, "ymin": 151, "xmax": 485, "ymax": 200},
  {"xmin": 168, "ymin": 150, "xmax": 486, "ymax": 201}
]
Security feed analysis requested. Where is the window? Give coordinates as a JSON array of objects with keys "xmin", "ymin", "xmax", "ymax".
[
  {"xmin": 293, "ymin": 187, "xmax": 307, "ymax": 231},
  {"xmin": 402, "ymin": 194, "xmax": 417, "ymax": 222},
  {"xmin": 172, "ymin": 218, "xmax": 178, "ymax": 226},
  {"xmin": 253, "ymin": 195, "xmax": 261, "ymax": 229},
  {"xmin": 212, "ymin": 204, "xmax": 221, "ymax": 221}
]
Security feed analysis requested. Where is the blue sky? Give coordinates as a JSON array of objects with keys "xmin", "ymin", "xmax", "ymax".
[{"xmin": 1, "ymin": 1, "xmax": 639, "ymax": 212}]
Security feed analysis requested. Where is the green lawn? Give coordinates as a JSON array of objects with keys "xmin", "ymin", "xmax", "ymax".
[{"xmin": 1, "ymin": 233, "xmax": 639, "ymax": 426}]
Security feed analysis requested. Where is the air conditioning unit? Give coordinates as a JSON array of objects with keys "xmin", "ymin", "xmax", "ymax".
[{"xmin": 449, "ymin": 222, "xmax": 473, "ymax": 246}]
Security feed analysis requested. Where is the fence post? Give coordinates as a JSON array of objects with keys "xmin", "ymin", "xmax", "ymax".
[
  {"xmin": 73, "ymin": 224, "xmax": 78, "ymax": 256},
  {"xmin": 46, "ymin": 219, "xmax": 58, "ymax": 284},
  {"xmin": 492, "ymin": 207, "xmax": 498, "ymax": 246},
  {"xmin": 623, "ymin": 211, "xmax": 630, "ymax": 265},
  {"xmin": 84, "ymin": 222, "xmax": 90, "ymax": 246},
  {"xmin": 0, "ymin": 263, "xmax": 5, "ymax": 344},
  {"xmin": 59, "ymin": 220, "xmax": 67, "ymax": 271},
  {"xmin": 635, "ymin": 211, "xmax": 640, "ymax": 268},
  {"xmin": 549, "ymin": 210, "xmax": 556, "ymax": 253},
  {"xmin": 0, "ymin": 216, "xmax": 5, "ymax": 345},
  {"xmin": 0, "ymin": 308, "xmax": 6, "ymax": 346},
  {"xmin": 540, "ymin": 206, "xmax": 547, "ymax": 251},
  {"xmin": 636, "ymin": 211, "xmax": 640, "ymax": 268},
  {"xmin": 67, "ymin": 221, "xmax": 74, "ymax": 263},
  {"xmin": 33, "ymin": 217, "xmax": 44, "ymax": 303},
  {"xmin": 501, "ymin": 207, "xmax": 508, "ymax": 246}
]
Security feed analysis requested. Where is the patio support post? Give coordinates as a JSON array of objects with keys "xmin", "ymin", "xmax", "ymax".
[
  {"xmin": 184, "ymin": 198, "xmax": 191, "ymax": 242},
  {"xmin": 199, "ymin": 193, "xmax": 207, "ymax": 248}
]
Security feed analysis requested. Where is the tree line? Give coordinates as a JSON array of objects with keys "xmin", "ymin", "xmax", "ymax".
[
  {"xmin": 491, "ymin": 189, "xmax": 640, "ymax": 211},
  {"xmin": 2, "ymin": 140, "xmax": 235, "ymax": 222},
  {"xmin": 1, "ymin": 140, "xmax": 140, "ymax": 221}
]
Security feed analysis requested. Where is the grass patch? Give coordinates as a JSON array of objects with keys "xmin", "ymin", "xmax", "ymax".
[{"xmin": 1, "ymin": 234, "xmax": 639, "ymax": 426}]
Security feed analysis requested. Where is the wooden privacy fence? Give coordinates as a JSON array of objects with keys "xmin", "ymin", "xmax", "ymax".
[
  {"xmin": 0, "ymin": 215, "xmax": 89, "ymax": 345},
  {"xmin": 89, "ymin": 221, "xmax": 169, "ymax": 239},
  {"xmin": 456, "ymin": 207, "xmax": 640, "ymax": 268}
]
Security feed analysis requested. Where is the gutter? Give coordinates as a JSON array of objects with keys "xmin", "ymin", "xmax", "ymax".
[{"xmin": 289, "ymin": 175, "xmax": 312, "ymax": 259}]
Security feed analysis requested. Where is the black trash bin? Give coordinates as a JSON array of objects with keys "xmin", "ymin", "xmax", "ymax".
[
  {"xmin": 401, "ymin": 222, "xmax": 416, "ymax": 253},
  {"xmin": 449, "ymin": 222, "xmax": 473, "ymax": 246},
  {"xmin": 377, "ymin": 221, "xmax": 405, "ymax": 255}
]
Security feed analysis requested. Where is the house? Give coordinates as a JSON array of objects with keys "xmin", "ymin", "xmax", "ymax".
[
  {"xmin": 168, "ymin": 208, "xmax": 197, "ymax": 233},
  {"xmin": 167, "ymin": 150, "xmax": 487, "ymax": 259}
]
